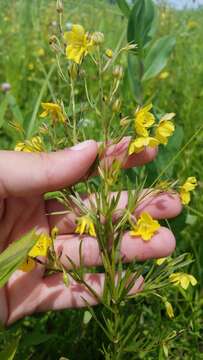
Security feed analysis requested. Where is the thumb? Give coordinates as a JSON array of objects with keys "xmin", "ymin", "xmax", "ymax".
[{"xmin": 0, "ymin": 140, "xmax": 98, "ymax": 198}]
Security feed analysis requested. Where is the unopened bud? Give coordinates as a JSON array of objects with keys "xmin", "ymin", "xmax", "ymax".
[
  {"xmin": 51, "ymin": 226, "xmax": 59, "ymax": 239},
  {"xmin": 112, "ymin": 99, "xmax": 121, "ymax": 113},
  {"xmin": 120, "ymin": 116, "xmax": 130, "ymax": 127},
  {"xmin": 49, "ymin": 35, "xmax": 57, "ymax": 45},
  {"xmin": 113, "ymin": 65, "xmax": 123, "ymax": 80},
  {"xmin": 39, "ymin": 123, "xmax": 49, "ymax": 135},
  {"xmin": 92, "ymin": 32, "xmax": 104, "ymax": 45},
  {"xmin": 56, "ymin": 0, "xmax": 63, "ymax": 13},
  {"xmin": 105, "ymin": 48, "xmax": 113, "ymax": 58},
  {"xmin": 68, "ymin": 63, "xmax": 78, "ymax": 80}
]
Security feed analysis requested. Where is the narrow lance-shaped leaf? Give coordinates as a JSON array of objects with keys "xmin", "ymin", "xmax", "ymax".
[
  {"xmin": 0, "ymin": 335, "xmax": 21, "ymax": 360},
  {"xmin": 0, "ymin": 230, "xmax": 38, "ymax": 288}
]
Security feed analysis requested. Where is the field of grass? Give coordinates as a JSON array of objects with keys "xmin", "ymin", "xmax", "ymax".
[{"xmin": 0, "ymin": 0, "xmax": 203, "ymax": 359}]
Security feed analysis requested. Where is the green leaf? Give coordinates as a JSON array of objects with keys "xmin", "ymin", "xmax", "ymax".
[
  {"xmin": 0, "ymin": 96, "xmax": 8, "ymax": 128},
  {"xmin": 0, "ymin": 336, "xmax": 20, "ymax": 360},
  {"xmin": 116, "ymin": 0, "xmax": 130, "ymax": 17},
  {"xmin": 143, "ymin": 35, "xmax": 176, "ymax": 81},
  {"xmin": 22, "ymin": 332, "xmax": 56, "ymax": 347},
  {"xmin": 27, "ymin": 63, "xmax": 56, "ymax": 137},
  {"xmin": 0, "ymin": 231, "xmax": 38, "ymax": 288},
  {"xmin": 127, "ymin": 0, "xmax": 155, "ymax": 50}
]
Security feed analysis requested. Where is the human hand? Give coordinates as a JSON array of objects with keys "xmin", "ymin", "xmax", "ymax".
[{"xmin": 0, "ymin": 138, "xmax": 181, "ymax": 325}]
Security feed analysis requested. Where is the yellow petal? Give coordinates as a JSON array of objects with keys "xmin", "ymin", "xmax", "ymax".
[
  {"xmin": 89, "ymin": 223, "xmax": 96, "ymax": 237},
  {"xmin": 180, "ymin": 190, "xmax": 191, "ymax": 205},
  {"xmin": 19, "ymin": 257, "xmax": 36, "ymax": 272},
  {"xmin": 29, "ymin": 233, "xmax": 51, "ymax": 257},
  {"xmin": 189, "ymin": 275, "xmax": 197, "ymax": 286},
  {"xmin": 165, "ymin": 301, "xmax": 174, "ymax": 319},
  {"xmin": 40, "ymin": 110, "xmax": 49, "ymax": 118},
  {"xmin": 180, "ymin": 275, "xmax": 190, "ymax": 290}
]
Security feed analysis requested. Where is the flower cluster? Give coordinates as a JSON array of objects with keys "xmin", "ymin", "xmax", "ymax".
[
  {"xmin": 15, "ymin": 136, "xmax": 44, "ymax": 152},
  {"xmin": 129, "ymin": 104, "xmax": 175, "ymax": 155}
]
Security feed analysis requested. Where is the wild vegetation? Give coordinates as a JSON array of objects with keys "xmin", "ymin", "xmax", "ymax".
[{"xmin": 0, "ymin": 0, "xmax": 202, "ymax": 359}]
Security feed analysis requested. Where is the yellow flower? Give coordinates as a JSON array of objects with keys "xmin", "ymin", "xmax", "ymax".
[
  {"xmin": 130, "ymin": 212, "xmax": 160, "ymax": 241},
  {"xmin": 105, "ymin": 48, "xmax": 113, "ymax": 58},
  {"xmin": 28, "ymin": 63, "xmax": 34, "ymax": 70},
  {"xmin": 169, "ymin": 272, "xmax": 197, "ymax": 290},
  {"xmin": 15, "ymin": 136, "xmax": 44, "ymax": 152},
  {"xmin": 164, "ymin": 301, "xmax": 174, "ymax": 319},
  {"xmin": 159, "ymin": 71, "xmax": 169, "ymax": 80},
  {"xmin": 135, "ymin": 103, "xmax": 155, "ymax": 137},
  {"xmin": 64, "ymin": 24, "xmax": 93, "ymax": 64},
  {"xmin": 19, "ymin": 233, "xmax": 52, "ymax": 272},
  {"xmin": 40, "ymin": 102, "xmax": 65, "ymax": 123},
  {"xmin": 36, "ymin": 48, "xmax": 45, "ymax": 57},
  {"xmin": 28, "ymin": 233, "xmax": 52, "ymax": 258},
  {"xmin": 75, "ymin": 215, "xmax": 96, "ymax": 237},
  {"xmin": 187, "ymin": 20, "xmax": 198, "ymax": 30},
  {"xmin": 155, "ymin": 113, "xmax": 175, "ymax": 145},
  {"xmin": 156, "ymin": 257, "xmax": 167, "ymax": 266},
  {"xmin": 180, "ymin": 177, "xmax": 197, "ymax": 205},
  {"xmin": 128, "ymin": 136, "xmax": 159, "ymax": 155}
]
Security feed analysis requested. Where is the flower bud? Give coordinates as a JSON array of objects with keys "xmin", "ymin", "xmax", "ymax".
[
  {"xmin": 39, "ymin": 123, "xmax": 49, "ymax": 135},
  {"xmin": 68, "ymin": 63, "xmax": 78, "ymax": 80},
  {"xmin": 92, "ymin": 32, "xmax": 104, "ymax": 45},
  {"xmin": 49, "ymin": 35, "xmax": 57, "ymax": 45},
  {"xmin": 120, "ymin": 116, "xmax": 130, "ymax": 127},
  {"xmin": 51, "ymin": 226, "xmax": 59, "ymax": 239},
  {"xmin": 56, "ymin": 0, "xmax": 63, "ymax": 13},
  {"xmin": 113, "ymin": 65, "xmax": 123, "ymax": 80},
  {"xmin": 105, "ymin": 48, "xmax": 113, "ymax": 58},
  {"xmin": 112, "ymin": 99, "xmax": 121, "ymax": 113}
]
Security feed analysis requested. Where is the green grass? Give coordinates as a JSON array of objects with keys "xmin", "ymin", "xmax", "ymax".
[{"xmin": 0, "ymin": 0, "xmax": 203, "ymax": 358}]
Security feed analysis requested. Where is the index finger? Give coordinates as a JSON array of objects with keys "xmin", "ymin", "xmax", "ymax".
[{"xmin": 99, "ymin": 136, "xmax": 157, "ymax": 170}]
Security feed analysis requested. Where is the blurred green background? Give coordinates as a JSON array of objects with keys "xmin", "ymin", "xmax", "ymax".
[{"xmin": 0, "ymin": 0, "xmax": 202, "ymax": 358}]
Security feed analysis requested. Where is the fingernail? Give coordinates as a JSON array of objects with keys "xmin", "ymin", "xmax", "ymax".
[{"xmin": 70, "ymin": 140, "xmax": 96, "ymax": 151}]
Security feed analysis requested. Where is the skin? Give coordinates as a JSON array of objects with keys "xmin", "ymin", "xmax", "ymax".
[{"xmin": 0, "ymin": 138, "xmax": 182, "ymax": 326}]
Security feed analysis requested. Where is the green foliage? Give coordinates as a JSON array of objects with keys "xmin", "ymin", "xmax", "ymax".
[
  {"xmin": 116, "ymin": 0, "xmax": 130, "ymax": 17},
  {"xmin": 126, "ymin": 0, "xmax": 175, "ymax": 104},
  {"xmin": 0, "ymin": 335, "xmax": 20, "ymax": 360},
  {"xmin": 143, "ymin": 35, "xmax": 176, "ymax": 81},
  {"xmin": 127, "ymin": 0, "xmax": 155, "ymax": 49},
  {"xmin": 0, "ymin": 0, "xmax": 202, "ymax": 358},
  {"xmin": 0, "ymin": 231, "xmax": 38, "ymax": 288}
]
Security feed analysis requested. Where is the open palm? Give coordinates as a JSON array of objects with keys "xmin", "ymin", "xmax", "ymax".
[{"xmin": 0, "ymin": 139, "xmax": 181, "ymax": 325}]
